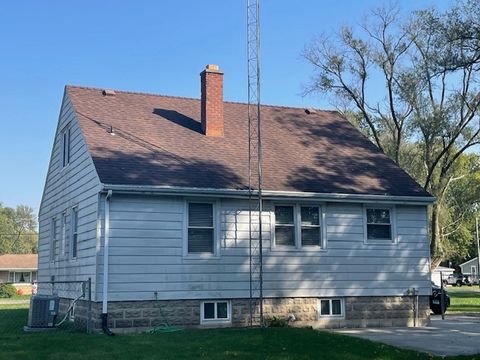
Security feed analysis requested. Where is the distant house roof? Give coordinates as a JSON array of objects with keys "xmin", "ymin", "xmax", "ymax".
[
  {"xmin": 0, "ymin": 254, "xmax": 38, "ymax": 270},
  {"xmin": 67, "ymin": 86, "xmax": 432, "ymax": 198},
  {"xmin": 460, "ymin": 257, "xmax": 479, "ymax": 267}
]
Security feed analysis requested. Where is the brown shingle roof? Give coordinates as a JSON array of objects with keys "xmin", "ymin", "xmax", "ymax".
[
  {"xmin": 0, "ymin": 254, "xmax": 38, "ymax": 270},
  {"xmin": 67, "ymin": 86, "xmax": 431, "ymax": 198}
]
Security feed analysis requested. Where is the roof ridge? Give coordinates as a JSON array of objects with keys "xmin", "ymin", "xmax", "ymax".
[{"xmin": 65, "ymin": 85, "xmax": 338, "ymax": 113}]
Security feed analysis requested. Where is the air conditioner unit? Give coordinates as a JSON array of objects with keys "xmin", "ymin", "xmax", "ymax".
[{"xmin": 26, "ymin": 295, "xmax": 60, "ymax": 328}]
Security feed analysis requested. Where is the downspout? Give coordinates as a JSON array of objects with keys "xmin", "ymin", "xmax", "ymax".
[{"xmin": 101, "ymin": 190, "xmax": 114, "ymax": 336}]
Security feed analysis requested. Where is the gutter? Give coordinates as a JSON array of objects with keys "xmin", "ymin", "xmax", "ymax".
[
  {"xmin": 101, "ymin": 184, "xmax": 435, "ymax": 205},
  {"xmin": 101, "ymin": 190, "xmax": 114, "ymax": 336}
]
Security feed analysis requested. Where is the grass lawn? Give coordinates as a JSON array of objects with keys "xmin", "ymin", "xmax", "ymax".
[
  {"xmin": 446, "ymin": 286, "xmax": 480, "ymax": 313},
  {"xmin": 1, "ymin": 303, "xmax": 479, "ymax": 360}
]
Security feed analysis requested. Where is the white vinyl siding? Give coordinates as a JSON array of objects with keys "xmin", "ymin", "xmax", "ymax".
[
  {"xmin": 99, "ymin": 198, "xmax": 431, "ymax": 301},
  {"xmin": 37, "ymin": 91, "xmax": 102, "ymax": 299}
]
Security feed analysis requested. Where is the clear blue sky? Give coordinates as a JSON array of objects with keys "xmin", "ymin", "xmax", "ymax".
[{"xmin": 0, "ymin": 0, "xmax": 449, "ymax": 214}]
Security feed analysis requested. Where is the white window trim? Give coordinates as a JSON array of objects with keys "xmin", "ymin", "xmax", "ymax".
[
  {"xmin": 8, "ymin": 271, "xmax": 36, "ymax": 284},
  {"xmin": 363, "ymin": 205, "xmax": 397, "ymax": 245},
  {"xmin": 200, "ymin": 300, "xmax": 232, "ymax": 325},
  {"xmin": 318, "ymin": 298, "xmax": 345, "ymax": 319},
  {"xmin": 183, "ymin": 199, "xmax": 221, "ymax": 259},
  {"xmin": 471, "ymin": 266, "xmax": 477, "ymax": 275},
  {"xmin": 50, "ymin": 217, "xmax": 57, "ymax": 263},
  {"xmin": 70, "ymin": 206, "xmax": 79, "ymax": 260},
  {"xmin": 61, "ymin": 212, "xmax": 67, "ymax": 256},
  {"xmin": 61, "ymin": 125, "xmax": 71, "ymax": 169},
  {"xmin": 272, "ymin": 203, "xmax": 327, "ymax": 251}
]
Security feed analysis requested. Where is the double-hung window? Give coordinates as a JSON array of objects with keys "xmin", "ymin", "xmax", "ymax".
[
  {"xmin": 300, "ymin": 207, "xmax": 321, "ymax": 246},
  {"xmin": 274, "ymin": 206, "xmax": 295, "ymax": 246},
  {"xmin": 62, "ymin": 127, "xmax": 71, "ymax": 167},
  {"xmin": 274, "ymin": 205, "xmax": 324, "ymax": 248},
  {"xmin": 50, "ymin": 218, "xmax": 57, "ymax": 262},
  {"xmin": 187, "ymin": 203, "xmax": 214, "ymax": 254},
  {"xmin": 365, "ymin": 207, "xmax": 394, "ymax": 242},
  {"xmin": 71, "ymin": 207, "xmax": 78, "ymax": 259}
]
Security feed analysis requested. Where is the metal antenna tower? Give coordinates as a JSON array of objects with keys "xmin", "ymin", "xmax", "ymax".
[{"xmin": 247, "ymin": 0, "xmax": 263, "ymax": 327}]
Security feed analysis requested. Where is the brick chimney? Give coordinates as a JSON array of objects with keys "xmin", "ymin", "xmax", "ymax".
[{"xmin": 200, "ymin": 64, "xmax": 224, "ymax": 137}]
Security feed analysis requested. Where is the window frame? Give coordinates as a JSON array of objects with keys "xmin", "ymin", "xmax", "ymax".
[
  {"xmin": 8, "ymin": 271, "xmax": 34, "ymax": 284},
  {"xmin": 50, "ymin": 217, "xmax": 57, "ymax": 263},
  {"xmin": 61, "ymin": 126, "xmax": 71, "ymax": 168},
  {"xmin": 200, "ymin": 300, "xmax": 231, "ymax": 325},
  {"xmin": 184, "ymin": 200, "xmax": 220, "ymax": 258},
  {"xmin": 273, "ymin": 205, "xmax": 296, "ymax": 247},
  {"xmin": 70, "ymin": 206, "xmax": 79, "ymax": 260},
  {"xmin": 272, "ymin": 203, "xmax": 327, "ymax": 250},
  {"xmin": 61, "ymin": 212, "xmax": 67, "ymax": 256},
  {"xmin": 363, "ymin": 205, "xmax": 397, "ymax": 244},
  {"xmin": 318, "ymin": 298, "xmax": 344, "ymax": 318}
]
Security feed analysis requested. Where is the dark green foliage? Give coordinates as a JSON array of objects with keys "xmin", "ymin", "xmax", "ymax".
[{"xmin": 0, "ymin": 284, "xmax": 17, "ymax": 298}]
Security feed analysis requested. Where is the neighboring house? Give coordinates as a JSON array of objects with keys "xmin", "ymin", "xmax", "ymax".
[
  {"xmin": 431, "ymin": 266, "xmax": 455, "ymax": 286},
  {"xmin": 38, "ymin": 64, "xmax": 435, "ymax": 331},
  {"xmin": 460, "ymin": 257, "xmax": 479, "ymax": 276},
  {"xmin": 0, "ymin": 254, "xmax": 38, "ymax": 292}
]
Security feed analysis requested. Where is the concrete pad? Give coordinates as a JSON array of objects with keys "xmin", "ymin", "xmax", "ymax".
[{"xmin": 331, "ymin": 315, "xmax": 480, "ymax": 356}]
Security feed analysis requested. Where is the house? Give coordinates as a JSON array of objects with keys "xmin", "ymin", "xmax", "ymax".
[
  {"xmin": 431, "ymin": 266, "xmax": 455, "ymax": 286},
  {"xmin": 38, "ymin": 64, "xmax": 435, "ymax": 331},
  {"xmin": 460, "ymin": 257, "xmax": 479, "ymax": 276},
  {"xmin": 0, "ymin": 254, "xmax": 38, "ymax": 292}
]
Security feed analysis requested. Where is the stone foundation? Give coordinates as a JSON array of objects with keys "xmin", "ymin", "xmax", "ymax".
[{"xmin": 63, "ymin": 296, "xmax": 430, "ymax": 332}]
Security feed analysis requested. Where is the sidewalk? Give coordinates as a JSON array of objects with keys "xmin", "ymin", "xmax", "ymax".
[{"xmin": 331, "ymin": 315, "xmax": 480, "ymax": 356}]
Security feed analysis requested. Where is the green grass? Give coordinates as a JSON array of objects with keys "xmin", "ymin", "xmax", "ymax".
[
  {"xmin": 446, "ymin": 286, "xmax": 480, "ymax": 313},
  {"xmin": 0, "ymin": 303, "xmax": 479, "ymax": 360}
]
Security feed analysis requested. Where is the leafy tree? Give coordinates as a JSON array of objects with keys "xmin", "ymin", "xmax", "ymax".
[
  {"xmin": 0, "ymin": 203, "xmax": 38, "ymax": 254},
  {"xmin": 303, "ymin": 1, "xmax": 480, "ymax": 267}
]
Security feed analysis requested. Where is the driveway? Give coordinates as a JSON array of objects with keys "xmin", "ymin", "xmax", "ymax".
[{"xmin": 332, "ymin": 315, "xmax": 480, "ymax": 356}]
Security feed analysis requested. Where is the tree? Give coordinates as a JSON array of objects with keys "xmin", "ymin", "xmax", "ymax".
[
  {"xmin": 303, "ymin": 1, "xmax": 480, "ymax": 267},
  {"xmin": 0, "ymin": 203, "xmax": 38, "ymax": 254}
]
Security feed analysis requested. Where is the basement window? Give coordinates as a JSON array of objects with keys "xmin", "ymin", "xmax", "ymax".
[
  {"xmin": 201, "ymin": 301, "xmax": 231, "ymax": 324},
  {"xmin": 319, "ymin": 298, "xmax": 344, "ymax": 318}
]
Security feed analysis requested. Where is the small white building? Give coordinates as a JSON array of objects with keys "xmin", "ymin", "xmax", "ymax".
[{"xmin": 431, "ymin": 266, "xmax": 455, "ymax": 286}]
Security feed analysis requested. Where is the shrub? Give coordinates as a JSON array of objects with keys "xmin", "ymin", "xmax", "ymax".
[
  {"xmin": 0, "ymin": 284, "xmax": 17, "ymax": 298},
  {"xmin": 264, "ymin": 316, "xmax": 289, "ymax": 328}
]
